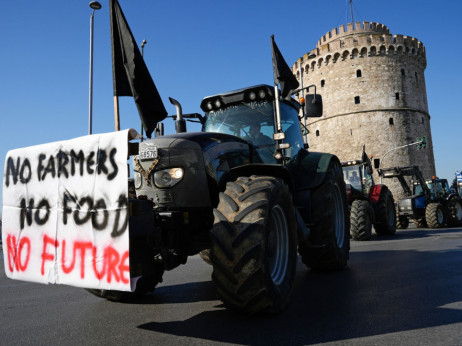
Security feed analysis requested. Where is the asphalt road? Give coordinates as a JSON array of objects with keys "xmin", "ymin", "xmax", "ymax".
[{"xmin": 1, "ymin": 226, "xmax": 462, "ymax": 345}]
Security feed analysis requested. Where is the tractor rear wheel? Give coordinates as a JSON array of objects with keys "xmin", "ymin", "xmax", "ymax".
[
  {"xmin": 299, "ymin": 160, "xmax": 350, "ymax": 270},
  {"xmin": 210, "ymin": 176, "xmax": 297, "ymax": 314},
  {"xmin": 374, "ymin": 188, "xmax": 397, "ymax": 235},
  {"xmin": 448, "ymin": 198, "xmax": 462, "ymax": 226},
  {"xmin": 350, "ymin": 199, "xmax": 373, "ymax": 240},
  {"xmin": 425, "ymin": 203, "xmax": 446, "ymax": 228}
]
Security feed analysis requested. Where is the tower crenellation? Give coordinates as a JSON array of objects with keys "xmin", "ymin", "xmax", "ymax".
[{"xmin": 291, "ymin": 21, "xmax": 435, "ymax": 199}]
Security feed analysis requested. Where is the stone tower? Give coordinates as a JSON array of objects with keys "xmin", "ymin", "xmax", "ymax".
[{"xmin": 292, "ymin": 21, "xmax": 436, "ymax": 198}]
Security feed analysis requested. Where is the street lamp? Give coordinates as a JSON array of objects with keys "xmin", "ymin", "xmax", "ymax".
[{"xmin": 88, "ymin": 1, "xmax": 102, "ymax": 135}]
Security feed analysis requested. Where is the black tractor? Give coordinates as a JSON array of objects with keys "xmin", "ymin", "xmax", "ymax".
[
  {"xmin": 341, "ymin": 146, "xmax": 396, "ymax": 240},
  {"xmin": 378, "ymin": 166, "xmax": 462, "ymax": 228},
  {"xmin": 89, "ymin": 84, "xmax": 350, "ymax": 314}
]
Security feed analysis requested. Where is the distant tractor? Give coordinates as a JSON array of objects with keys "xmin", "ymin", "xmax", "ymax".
[
  {"xmin": 341, "ymin": 147, "xmax": 396, "ymax": 240},
  {"xmin": 378, "ymin": 166, "xmax": 462, "ymax": 228}
]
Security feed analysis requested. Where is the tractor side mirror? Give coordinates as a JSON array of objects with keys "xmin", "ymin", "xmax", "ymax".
[{"xmin": 304, "ymin": 94, "xmax": 323, "ymax": 118}]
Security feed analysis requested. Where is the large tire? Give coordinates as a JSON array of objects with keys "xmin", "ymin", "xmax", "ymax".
[
  {"xmin": 425, "ymin": 203, "xmax": 445, "ymax": 228},
  {"xmin": 299, "ymin": 160, "xmax": 350, "ymax": 270},
  {"xmin": 396, "ymin": 206, "xmax": 409, "ymax": 230},
  {"xmin": 448, "ymin": 198, "xmax": 462, "ymax": 227},
  {"xmin": 86, "ymin": 263, "xmax": 164, "ymax": 301},
  {"xmin": 374, "ymin": 188, "xmax": 397, "ymax": 235},
  {"xmin": 350, "ymin": 199, "xmax": 373, "ymax": 240},
  {"xmin": 210, "ymin": 176, "xmax": 297, "ymax": 314},
  {"xmin": 412, "ymin": 217, "xmax": 427, "ymax": 228}
]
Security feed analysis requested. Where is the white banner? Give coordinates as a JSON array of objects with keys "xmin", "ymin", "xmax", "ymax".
[{"xmin": 2, "ymin": 130, "xmax": 133, "ymax": 292}]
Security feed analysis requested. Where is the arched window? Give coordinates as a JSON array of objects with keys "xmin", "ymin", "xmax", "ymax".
[
  {"xmin": 352, "ymin": 48, "xmax": 359, "ymax": 59},
  {"xmin": 395, "ymin": 93, "xmax": 400, "ymax": 100},
  {"xmin": 321, "ymin": 80, "xmax": 325, "ymax": 87},
  {"xmin": 360, "ymin": 47, "xmax": 367, "ymax": 58},
  {"xmin": 356, "ymin": 69, "xmax": 362, "ymax": 78},
  {"xmin": 316, "ymin": 130, "xmax": 320, "ymax": 137},
  {"xmin": 401, "ymin": 69, "xmax": 405, "ymax": 76},
  {"xmin": 369, "ymin": 46, "xmax": 377, "ymax": 56},
  {"xmin": 354, "ymin": 96, "xmax": 360, "ymax": 104},
  {"xmin": 389, "ymin": 118, "xmax": 394, "ymax": 125}
]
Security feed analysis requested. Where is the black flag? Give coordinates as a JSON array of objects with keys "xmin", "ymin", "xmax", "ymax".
[
  {"xmin": 109, "ymin": 0, "xmax": 167, "ymax": 137},
  {"xmin": 271, "ymin": 35, "xmax": 299, "ymax": 100}
]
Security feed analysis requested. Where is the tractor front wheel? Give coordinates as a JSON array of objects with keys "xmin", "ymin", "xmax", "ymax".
[
  {"xmin": 350, "ymin": 199, "xmax": 373, "ymax": 240},
  {"xmin": 426, "ymin": 203, "xmax": 446, "ymax": 228},
  {"xmin": 210, "ymin": 176, "xmax": 297, "ymax": 314}
]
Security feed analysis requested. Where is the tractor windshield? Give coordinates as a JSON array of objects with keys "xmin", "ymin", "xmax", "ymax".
[
  {"xmin": 203, "ymin": 101, "xmax": 303, "ymax": 163},
  {"xmin": 342, "ymin": 165, "xmax": 363, "ymax": 191}
]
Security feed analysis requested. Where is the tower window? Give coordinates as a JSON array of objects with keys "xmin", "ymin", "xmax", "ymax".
[
  {"xmin": 356, "ymin": 69, "xmax": 362, "ymax": 78},
  {"xmin": 395, "ymin": 93, "xmax": 400, "ymax": 100},
  {"xmin": 389, "ymin": 118, "xmax": 394, "ymax": 125},
  {"xmin": 401, "ymin": 69, "xmax": 405, "ymax": 76},
  {"xmin": 316, "ymin": 130, "xmax": 320, "ymax": 137},
  {"xmin": 354, "ymin": 96, "xmax": 360, "ymax": 104},
  {"xmin": 415, "ymin": 72, "xmax": 418, "ymax": 81},
  {"xmin": 422, "ymin": 117, "xmax": 424, "ymax": 124},
  {"xmin": 321, "ymin": 79, "xmax": 325, "ymax": 87}
]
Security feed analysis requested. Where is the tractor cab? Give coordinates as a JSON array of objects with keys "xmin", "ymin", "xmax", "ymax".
[
  {"xmin": 201, "ymin": 85, "xmax": 312, "ymax": 164},
  {"xmin": 414, "ymin": 178, "xmax": 451, "ymax": 202},
  {"xmin": 341, "ymin": 159, "xmax": 374, "ymax": 195}
]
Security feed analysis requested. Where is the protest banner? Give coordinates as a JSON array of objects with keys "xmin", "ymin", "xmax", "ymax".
[{"xmin": 2, "ymin": 129, "xmax": 134, "ymax": 291}]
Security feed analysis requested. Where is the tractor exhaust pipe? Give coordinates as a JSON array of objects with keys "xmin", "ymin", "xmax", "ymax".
[{"xmin": 169, "ymin": 97, "xmax": 186, "ymax": 133}]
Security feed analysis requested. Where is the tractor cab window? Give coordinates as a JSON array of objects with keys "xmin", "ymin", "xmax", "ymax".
[
  {"xmin": 342, "ymin": 165, "xmax": 363, "ymax": 191},
  {"xmin": 203, "ymin": 100, "xmax": 303, "ymax": 163},
  {"xmin": 435, "ymin": 180, "xmax": 449, "ymax": 198}
]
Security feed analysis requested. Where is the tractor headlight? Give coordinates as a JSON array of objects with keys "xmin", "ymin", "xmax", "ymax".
[{"xmin": 154, "ymin": 168, "xmax": 184, "ymax": 188}]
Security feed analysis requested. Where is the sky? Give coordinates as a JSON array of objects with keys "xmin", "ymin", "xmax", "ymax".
[{"xmin": 1, "ymin": 0, "xmax": 461, "ymax": 216}]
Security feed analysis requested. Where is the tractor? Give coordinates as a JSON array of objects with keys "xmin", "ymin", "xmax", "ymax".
[
  {"xmin": 379, "ymin": 166, "xmax": 462, "ymax": 228},
  {"xmin": 89, "ymin": 84, "xmax": 350, "ymax": 314},
  {"xmin": 341, "ymin": 147, "xmax": 396, "ymax": 240}
]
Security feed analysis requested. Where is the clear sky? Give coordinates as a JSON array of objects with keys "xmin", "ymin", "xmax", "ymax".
[{"xmin": 1, "ymin": 0, "xmax": 461, "ymax": 216}]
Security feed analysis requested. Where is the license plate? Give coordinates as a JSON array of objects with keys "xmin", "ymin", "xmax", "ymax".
[{"xmin": 139, "ymin": 146, "xmax": 158, "ymax": 160}]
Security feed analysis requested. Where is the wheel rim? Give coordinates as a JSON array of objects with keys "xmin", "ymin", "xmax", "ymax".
[
  {"xmin": 267, "ymin": 205, "xmax": 289, "ymax": 286},
  {"xmin": 437, "ymin": 207, "xmax": 444, "ymax": 224},
  {"xmin": 332, "ymin": 184, "xmax": 345, "ymax": 248}
]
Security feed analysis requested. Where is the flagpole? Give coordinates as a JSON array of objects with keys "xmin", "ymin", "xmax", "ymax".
[{"xmin": 114, "ymin": 96, "xmax": 120, "ymax": 131}]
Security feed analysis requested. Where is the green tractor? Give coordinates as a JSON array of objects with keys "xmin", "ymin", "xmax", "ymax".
[
  {"xmin": 379, "ymin": 166, "xmax": 462, "ymax": 228},
  {"xmin": 89, "ymin": 84, "xmax": 350, "ymax": 314}
]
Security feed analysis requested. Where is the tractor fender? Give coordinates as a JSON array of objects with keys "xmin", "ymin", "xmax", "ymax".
[
  {"xmin": 369, "ymin": 184, "xmax": 384, "ymax": 204},
  {"xmin": 228, "ymin": 164, "xmax": 292, "ymax": 189},
  {"xmin": 291, "ymin": 151, "xmax": 339, "ymax": 190}
]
